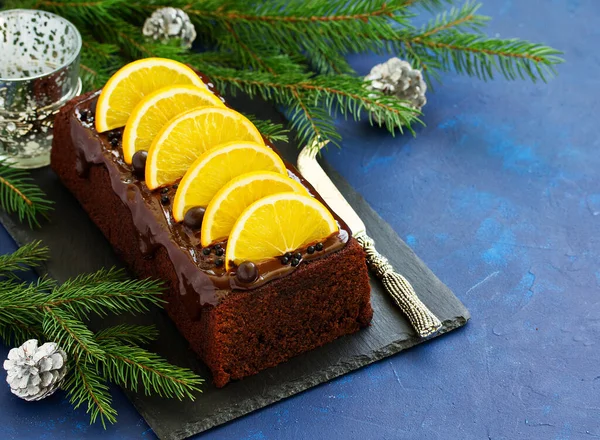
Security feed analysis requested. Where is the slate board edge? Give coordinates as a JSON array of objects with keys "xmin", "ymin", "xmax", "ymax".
[{"xmin": 157, "ymin": 317, "xmax": 468, "ymax": 440}]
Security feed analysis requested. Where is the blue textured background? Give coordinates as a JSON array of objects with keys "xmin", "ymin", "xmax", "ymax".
[{"xmin": 2, "ymin": 0, "xmax": 599, "ymax": 438}]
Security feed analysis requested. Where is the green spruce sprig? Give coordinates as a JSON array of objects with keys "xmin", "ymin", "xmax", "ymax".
[
  {"xmin": 0, "ymin": 243, "xmax": 203, "ymax": 427},
  {"xmin": 0, "ymin": 161, "xmax": 53, "ymax": 228},
  {"xmin": 3, "ymin": 0, "xmax": 563, "ymax": 149},
  {"xmin": 0, "ymin": 240, "xmax": 48, "ymax": 276}
]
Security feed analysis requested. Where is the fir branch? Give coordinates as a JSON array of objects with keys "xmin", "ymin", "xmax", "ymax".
[
  {"xmin": 188, "ymin": 1, "xmax": 400, "ymax": 23},
  {"xmin": 0, "ymin": 161, "xmax": 53, "ymax": 228},
  {"xmin": 0, "ymin": 278, "xmax": 48, "ymax": 343},
  {"xmin": 64, "ymin": 357, "xmax": 117, "ymax": 427},
  {"xmin": 402, "ymin": 0, "xmax": 454, "ymax": 12},
  {"xmin": 244, "ymin": 115, "xmax": 290, "ymax": 144},
  {"xmin": 94, "ymin": 324, "xmax": 158, "ymax": 345},
  {"xmin": 43, "ymin": 307, "xmax": 106, "ymax": 361},
  {"xmin": 220, "ymin": 21, "xmax": 276, "ymax": 74},
  {"xmin": 80, "ymin": 37, "xmax": 122, "ymax": 89},
  {"xmin": 416, "ymin": 2, "xmax": 489, "ymax": 37},
  {"xmin": 306, "ymin": 46, "xmax": 355, "ymax": 75},
  {"xmin": 177, "ymin": 0, "xmax": 411, "ymax": 74},
  {"xmin": 298, "ymin": 75, "xmax": 421, "ymax": 133},
  {"xmin": 46, "ymin": 268, "xmax": 165, "ymax": 319},
  {"xmin": 0, "ymin": 240, "xmax": 48, "ymax": 277},
  {"xmin": 98, "ymin": 340, "xmax": 203, "ymax": 399},
  {"xmin": 197, "ymin": 65, "xmax": 420, "ymax": 146},
  {"xmin": 0, "ymin": 320, "xmax": 44, "ymax": 346},
  {"xmin": 0, "ymin": 278, "xmax": 55, "ymax": 325},
  {"xmin": 401, "ymin": 31, "xmax": 563, "ymax": 82},
  {"xmin": 286, "ymin": 90, "xmax": 341, "ymax": 147},
  {"xmin": 2, "ymin": 0, "xmax": 39, "ymax": 9}
]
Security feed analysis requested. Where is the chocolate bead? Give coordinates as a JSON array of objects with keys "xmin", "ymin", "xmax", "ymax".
[
  {"xmin": 307, "ymin": 245, "xmax": 315, "ymax": 254},
  {"xmin": 281, "ymin": 256, "xmax": 289, "ymax": 265},
  {"xmin": 214, "ymin": 244, "xmax": 222, "ymax": 251},
  {"xmin": 160, "ymin": 187, "xmax": 169, "ymax": 194},
  {"xmin": 294, "ymin": 252, "xmax": 302, "ymax": 260},
  {"xmin": 315, "ymin": 242, "xmax": 324, "ymax": 251},
  {"xmin": 183, "ymin": 206, "xmax": 206, "ymax": 229},
  {"xmin": 172, "ymin": 183, "xmax": 179, "ymax": 190},
  {"xmin": 215, "ymin": 258, "xmax": 224, "ymax": 267},
  {"xmin": 236, "ymin": 261, "xmax": 258, "ymax": 283},
  {"xmin": 109, "ymin": 137, "xmax": 119, "ymax": 148},
  {"xmin": 160, "ymin": 195, "xmax": 170, "ymax": 205},
  {"xmin": 215, "ymin": 248, "xmax": 224, "ymax": 257},
  {"xmin": 284, "ymin": 252, "xmax": 292, "ymax": 259},
  {"xmin": 202, "ymin": 247, "xmax": 211, "ymax": 255},
  {"xmin": 291, "ymin": 257, "xmax": 300, "ymax": 267},
  {"xmin": 131, "ymin": 150, "xmax": 148, "ymax": 178},
  {"xmin": 79, "ymin": 109, "xmax": 89, "ymax": 122}
]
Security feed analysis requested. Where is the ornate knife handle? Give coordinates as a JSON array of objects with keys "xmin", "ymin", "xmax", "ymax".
[{"xmin": 356, "ymin": 232, "xmax": 442, "ymax": 338}]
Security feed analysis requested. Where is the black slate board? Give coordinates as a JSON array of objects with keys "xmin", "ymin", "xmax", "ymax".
[{"xmin": 0, "ymin": 94, "xmax": 469, "ymax": 440}]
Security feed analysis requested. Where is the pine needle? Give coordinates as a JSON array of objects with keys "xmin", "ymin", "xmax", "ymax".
[
  {"xmin": 65, "ymin": 357, "xmax": 118, "ymax": 427},
  {"xmin": 94, "ymin": 324, "xmax": 159, "ymax": 345},
  {"xmin": 0, "ymin": 240, "xmax": 48, "ymax": 276},
  {"xmin": 98, "ymin": 340, "xmax": 203, "ymax": 399},
  {"xmin": 43, "ymin": 307, "xmax": 106, "ymax": 361},
  {"xmin": 47, "ymin": 268, "xmax": 165, "ymax": 319},
  {"xmin": 242, "ymin": 115, "xmax": 290, "ymax": 144},
  {"xmin": 0, "ymin": 161, "xmax": 53, "ymax": 228}
]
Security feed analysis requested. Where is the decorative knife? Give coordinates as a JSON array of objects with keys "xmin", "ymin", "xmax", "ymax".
[{"xmin": 297, "ymin": 141, "xmax": 442, "ymax": 338}]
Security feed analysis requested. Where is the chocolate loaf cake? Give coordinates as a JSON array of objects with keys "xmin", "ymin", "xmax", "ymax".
[{"xmin": 51, "ymin": 85, "xmax": 373, "ymax": 387}]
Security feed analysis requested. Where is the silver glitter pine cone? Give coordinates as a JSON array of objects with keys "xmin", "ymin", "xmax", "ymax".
[
  {"xmin": 3, "ymin": 339, "xmax": 68, "ymax": 401},
  {"xmin": 143, "ymin": 7, "xmax": 197, "ymax": 49},
  {"xmin": 364, "ymin": 57, "xmax": 427, "ymax": 125}
]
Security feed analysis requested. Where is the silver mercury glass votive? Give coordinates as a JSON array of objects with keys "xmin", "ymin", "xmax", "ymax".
[{"xmin": 0, "ymin": 9, "xmax": 82, "ymax": 168}]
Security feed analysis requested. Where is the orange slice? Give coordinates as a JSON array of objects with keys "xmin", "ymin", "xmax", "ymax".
[
  {"xmin": 225, "ymin": 193, "xmax": 338, "ymax": 269},
  {"xmin": 145, "ymin": 107, "xmax": 264, "ymax": 190},
  {"xmin": 95, "ymin": 58, "xmax": 205, "ymax": 133},
  {"xmin": 122, "ymin": 85, "xmax": 224, "ymax": 164},
  {"xmin": 201, "ymin": 171, "xmax": 308, "ymax": 246},
  {"xmin": 172, "ymin": 142, "xmax": 287, "ymax": 221}
]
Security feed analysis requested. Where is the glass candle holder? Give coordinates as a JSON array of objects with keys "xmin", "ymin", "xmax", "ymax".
[{"xmin": 0, "ymin": 9, "xmax": 82, "ymax": 169}]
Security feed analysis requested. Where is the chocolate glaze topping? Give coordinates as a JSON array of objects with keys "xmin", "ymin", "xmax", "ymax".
[{"xmin": 70, "ymin": 82, "xmax": 350, "ymax": 317}]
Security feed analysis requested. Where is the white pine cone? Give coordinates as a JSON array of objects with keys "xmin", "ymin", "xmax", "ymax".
[
  {"xmin": 142, "ymin": 7, "xmax": 197, "ymax": 49},
  {"xmin": 364, "ymin": 57, "xmax": 427, "ymax": 126},
  {"xmin": 3, "ymin": 339, "xmax": 68, "ymax": 401}
]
